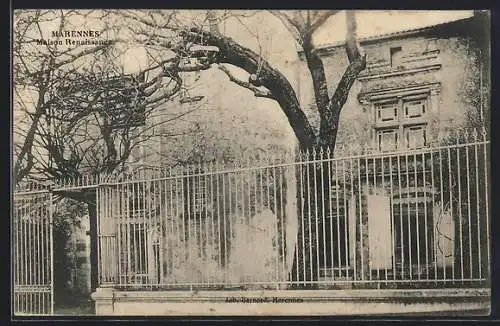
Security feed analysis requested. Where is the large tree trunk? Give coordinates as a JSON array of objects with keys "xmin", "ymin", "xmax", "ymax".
[{"xmin": 291, "ymin": 160, "xmax": 332, "ymax": 288}]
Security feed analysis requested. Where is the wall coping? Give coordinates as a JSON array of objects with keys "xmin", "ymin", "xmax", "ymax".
[
  {"xmin": 358, "ymin": 64, "xmax": 442, "ymax": 81},
  {"xmin": 93, "ymin": 288, "xmax": 490, "ymax": 301},
  {"xmin": 91, "ymin": 288, "xmax": 490, "ymax": 316}
]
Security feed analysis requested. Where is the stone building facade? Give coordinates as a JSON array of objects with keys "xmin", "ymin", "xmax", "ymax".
[
  {"xmin": 291, "ymin": 12, "xmax": 490, "ymax": 285},
  {"xmin": 294, "ymin": 12, "xmax": 489, "ymax": 153}
]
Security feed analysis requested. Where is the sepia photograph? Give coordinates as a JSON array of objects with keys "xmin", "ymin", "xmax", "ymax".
[{"xmin": 11, "ymin": 9, "xmax": 491, "ymax": 317}]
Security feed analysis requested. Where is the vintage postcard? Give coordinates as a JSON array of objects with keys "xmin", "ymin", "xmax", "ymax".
[{"xmin": 11, "ymin": 9, "xmax": 491, "ymax": 317}]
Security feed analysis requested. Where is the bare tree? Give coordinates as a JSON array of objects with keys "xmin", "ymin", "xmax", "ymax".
[
  {"xmin": 121, "ymin": 9, "xmax": 366, "ymax": 286},
  {"xmin": 13, "ymin": 9, "xmax": 214, "ymax": 292},
  {"xmin": 13, "ymin": 9, "xmax": 212, "ymax": 190}
]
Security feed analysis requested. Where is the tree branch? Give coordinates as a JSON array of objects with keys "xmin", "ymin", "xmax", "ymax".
[
  {"xmin": 218, "ymin": 65, "xmax": 274, "ymax": 99},
  {"xmin": 179, "ymin": 28, "xmax": 316, "ymax": 149},
  {"xmin": 302, "ymin": 39, "xmax": 329, "ymax": 119},
  {"xmin": 269, "ymin": 11, "xmax": 302, "ymax": 44},
  {"xmin": 345, "ymin": 10, "xmax": 362, "ymax": 63},
  {"xmin": 318, "ymin": 10, "xmax": 366, "ymax": 148},
  {"xmin": 271, "ymin": 10, "xmax": 339, "ymax": 122}
]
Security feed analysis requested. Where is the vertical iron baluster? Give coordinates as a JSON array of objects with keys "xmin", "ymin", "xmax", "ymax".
[
  {"xmin": 482, "ymin": 135, "xmax": 490, "ymax": 277},
  {"xmin": 314, "ymin": 150, "xmax": 320, "ymax": 283},
  {"xmin": 342, "ymin": 157, "xmax": 349, "ymax": 281},
  {"xmin": 405, "ymin": 153, "xmax": 412, "ymax": 281},
  {"xmin": 299, "ymin": 156, "xmax": 306, "ymax": 285},
  {"xmin": 350, "ymin": 156, "xmax": 356, "ymax": 281},
  {"xmin": 474, "ymin": 137, "xmax": 482, "ymax": 279},
  {"xmin": 465, "ymin": 140, "xmax": 473, "ymax": 279},
  {"xmin": 414, "ymin": 152, "xmax": 420, "ymax": 281},
  {"xmin": 457, "ymin": 144, "xmax": 464, "ymax": 282},
  {"xmin": 447, "ymin": 146, "xmax": 455, "ymax": 281},
  {"xmin": 335, "ymin": 158, "xmax": 342, "ymax": 281},
  {"xmin": 422, "ymin": 151, "xmax": 429, "ymax": 280},
  {"xmin": 319, "ymin": 149, "xmax": 326, "ymax": 284},
  {"xmin": 306, "ymin": 152, "xmax": 313, "ymax": 284},
  {"xmin": 357, "ymin": 156, "xmax": 363, "ymax": 282},
  {"xmin": 381, "ymin": 155, "xmax": 388, "ymax": 282},
  {"xmin": 389, "ymin": 156, "xmax": 396, "ymax": 281},
  {"xmin": 430, "ymin": 149, "xmax": 438, "ymax": 282},
  {"xmin": 279, "ymin": 165, "xmax": 285, "ymax": 285},
  {"xmin": 48, "ymin": 192, "xmax": 54, "ymax": 315},
  {"xmin": 397, "ymin": 155, "xmax": 404, "ymax": 280},
  {"xmin": 177, "ymin": 173, "xmax": 184, "ymax": 287},
  {"xmin": 328, "ymin": 151, "xmax": 334, "ymax": 281}
]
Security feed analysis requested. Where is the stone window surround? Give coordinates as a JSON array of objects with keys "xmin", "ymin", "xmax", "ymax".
[{"xmin": 358, "ymin": 83, "xmax": 441, "ymax": 152}]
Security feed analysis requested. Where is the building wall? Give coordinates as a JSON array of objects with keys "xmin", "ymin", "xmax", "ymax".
[
  {"xmin": 290, "ymin": 21, "xmax": 486, "ymax": 276},
  {"xmin": 293, "ymin": 20, "xmax": 485, "ymax": 152}
]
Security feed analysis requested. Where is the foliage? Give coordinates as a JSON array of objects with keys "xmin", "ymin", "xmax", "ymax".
[{"xmin": 52, "ymin": 198, "xmax": 88, "ymax": 303}]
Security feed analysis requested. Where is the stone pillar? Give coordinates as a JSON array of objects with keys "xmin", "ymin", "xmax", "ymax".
[
  {"xmin": 428, "ymin": 86, "xmax": 441, "ymax": 144},
  {"xmin": 359, "ymin": 99, "xmax": 373, "ymax": 150},
  {"xmin": 91, "ymin": 287, "xmax": 115, "ymax": 315}
]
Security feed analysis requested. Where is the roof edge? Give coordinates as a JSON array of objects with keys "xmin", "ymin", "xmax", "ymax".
[{"xmin": 298, "ymin": 14, "xmax": 476, "ymax": 57}]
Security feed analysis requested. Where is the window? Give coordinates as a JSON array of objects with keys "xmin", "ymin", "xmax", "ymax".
[
  {"xmin": 390, "ymin": 46, "xmax": 403, "ymax": 68},
  {"xmin": 392, "ymin": 204, "xmax": 434, "ymax": 277},
  {"xmin": 372, "ymin": 94, "xmax": 430, "ymax": 152},
  {"xmin": 404, "ymin": 99, "xmax": 426, "ymax": 119},
  {"xmin": 404, "ymin": 125, "xmax": 427, "ymax": 149},
  {"xmin": 376, "ymin": 102, "xmax": 398, "ymax": 123},
  {"xmin": 377, "ymin": 128, "xmax": 399, "ymax": 152}
]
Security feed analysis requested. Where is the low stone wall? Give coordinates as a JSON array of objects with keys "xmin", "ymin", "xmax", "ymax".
[{"xmin": 91, "ymin": 288, "xmax": 490, "ymax": 316}]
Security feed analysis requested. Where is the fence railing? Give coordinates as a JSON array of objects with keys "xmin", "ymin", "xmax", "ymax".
[
  {"xmin": 65, "ymin": 130, "xmax": 491, "ymax": 290},
  {"xmin": 12, "ymin": 182, "xmax": 54, "ymax": 315}
]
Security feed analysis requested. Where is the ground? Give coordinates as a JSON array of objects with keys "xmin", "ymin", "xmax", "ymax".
[{"xmin": 54, "ymin": 299, "xmax": 94, "ymax": 316}]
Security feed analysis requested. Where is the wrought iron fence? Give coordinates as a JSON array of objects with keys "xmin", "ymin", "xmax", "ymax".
[
  {"xmin": 55, "ymin": 129, "xmax": 490, "ymax": 291},
  {"xmin": 12, "ymin": 182, "xmax": 54, "ymax": 315}
]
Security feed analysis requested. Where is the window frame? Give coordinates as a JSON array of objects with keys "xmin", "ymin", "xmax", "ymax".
[
  {"xmin": 372, "ymin": 93, "xmax": 430, "ymax": 152},
  {"xmin": 403, "ymin": 97, "xmax": 427, "ymax": 120},
  {"xmin": 375, "ymin": 101, "xmax": 399, "ymax": 123},
  {"xmin": 404, "ymin": 124, "xmax": 428, "ymax": 149},
  {"xmin": 376, "ymin": 127, "xmax": 399, "ymax": 152},
  {"xmin": 390, "ymin": 46, "xmax": 403, "ymax": 68}
]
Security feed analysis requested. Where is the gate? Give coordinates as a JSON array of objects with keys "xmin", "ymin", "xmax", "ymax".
[{"xmin": 12, "ymin": 183, "xmax": 54, "ymax": 316}]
